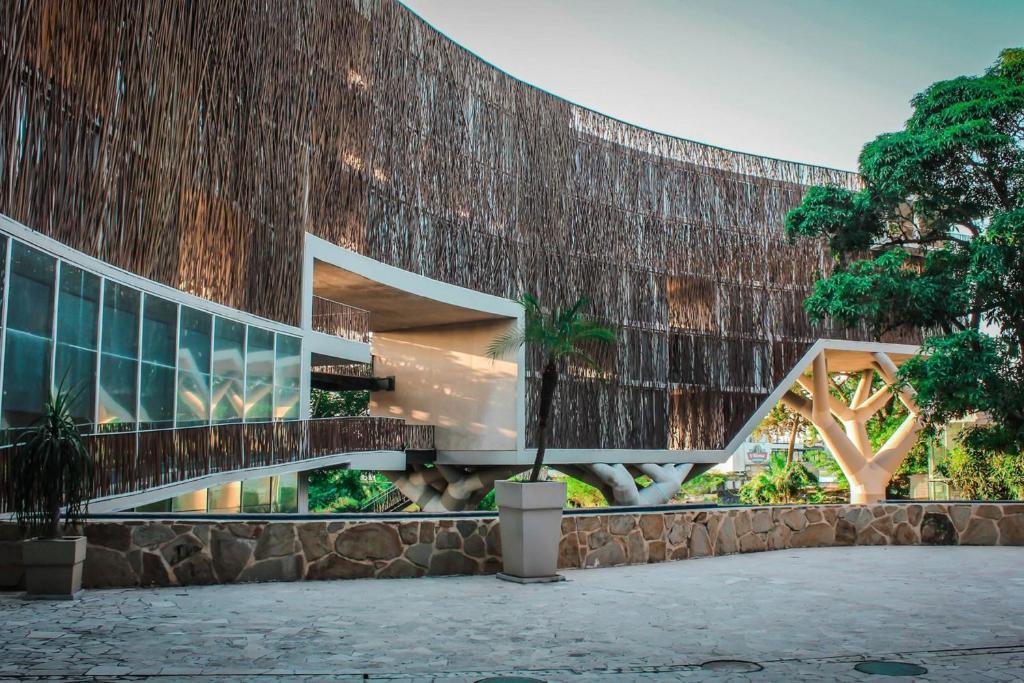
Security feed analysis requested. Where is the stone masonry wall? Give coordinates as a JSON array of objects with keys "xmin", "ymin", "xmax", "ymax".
[{"xmin": 2, "ymin": 503, "xmax": 1022, "ymax": 589}]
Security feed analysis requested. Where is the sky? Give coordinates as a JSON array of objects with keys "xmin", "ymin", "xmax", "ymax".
[{"xmin": 400, "ymin": 0, "xmax": 1024, "ymax": 171}]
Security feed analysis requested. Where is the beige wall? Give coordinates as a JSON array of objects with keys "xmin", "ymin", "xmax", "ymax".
[{"xmin": 370, "ymin": 319, "xmax": 519, "ymax": 451}]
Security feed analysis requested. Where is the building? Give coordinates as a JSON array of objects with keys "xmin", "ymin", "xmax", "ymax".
[{"xmin": 0, "ymin": 1, "xmax": 921, "ymax": 513}]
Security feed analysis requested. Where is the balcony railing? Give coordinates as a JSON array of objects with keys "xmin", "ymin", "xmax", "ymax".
[
  {"xmin": 0, "ymin": 417, "xmax": 406, "ymax": 511},
  {"xmin": 402, "ymin": 423, "xmax": 436, "ymax": 451},
  {"xmin": 312, "ymin": 296, "xmax": 370, "ymax": 343}
]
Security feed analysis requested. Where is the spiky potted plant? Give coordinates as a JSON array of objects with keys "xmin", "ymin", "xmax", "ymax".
[
  {"xmin": 487, "ymin": 295, "xmax": 615, "ymax": 582},
  {"xmin": 11, "ymin": 390, "xmax": 93, "ymax": 599}
]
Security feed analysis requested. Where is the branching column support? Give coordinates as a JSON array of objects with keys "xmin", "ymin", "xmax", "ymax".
[
  {"xmin": 780, "ymin": 351, "xmax": 922, "ymax": 504},
  {"xmin": 384, "ymin": 464, "xmax": 528, "ymax": 513},
  {"xmin": 559, "ymin": 463, "xmax": 695, "ymax": 507}
]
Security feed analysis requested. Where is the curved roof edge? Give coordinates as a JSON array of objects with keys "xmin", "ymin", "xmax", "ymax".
[{"xmin": 397, "ymin": 0, "xmax": 859, "ymax": 180}]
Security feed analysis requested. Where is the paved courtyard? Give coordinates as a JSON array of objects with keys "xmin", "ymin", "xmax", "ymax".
[{"xmin": 2, "ymin": 546, "xmax": 1023, "ymax": 682}]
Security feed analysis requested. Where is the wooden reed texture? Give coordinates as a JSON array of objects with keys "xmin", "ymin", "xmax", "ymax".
[
  {"xmin": 0, "ymin": 417, "xmax": 408, "ymax": 510},
  {"xmin": 0, "ymin": 1, "xmax": 920, "ymax": 454}
]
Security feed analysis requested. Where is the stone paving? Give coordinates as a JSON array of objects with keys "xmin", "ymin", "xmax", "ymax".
[{"xmin": 1, "ymin": 546, "xmax": 1023, "ymax": 682}]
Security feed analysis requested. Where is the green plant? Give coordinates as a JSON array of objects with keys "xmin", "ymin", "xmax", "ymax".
[
  {"xmin": 784, "ymin": 47, "xmax": 1024, "ymax": 462},
  {"xmin": 487, "ymin": 294, "xmax": 615, "ymax": 482},
  {"xmin": 739, "ymin": 452, "xmax": 820, "ymax": 505},
  {"xmin": 10, "ymin": 391, "xmax": 93, "ymax": 539},
  {"xmin": 311, "ymin": 388, "xmax": 369, "ymax": 418},
  {"xmin": 938, "ymin": 447, "xmax": 1024, "ymax": 500}
]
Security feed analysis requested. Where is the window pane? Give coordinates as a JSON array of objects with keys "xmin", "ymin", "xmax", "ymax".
[
  {"xmin": 241, "ymin": 477, "xmax": 272, "ymax": 513},
  {"xmin": 245, "ymin": 327, "xmax": 274, "ymax": 421},
  {"xmin": 274, "ymin": 334, "xmax": 300, "ymax": 420},
  {"xmin": 139, "ymin": 295, "xmax": 176, "ymax": 430},
  {"xmin": 177, "ymin": 307, "xmax": 211, "ymax": 426},
  {"xmin": 98, "ymin": 282, "xmax": 140, "ymax": 429},
  {"xmin": 207, "ymin": 481, "xmax": 241, "ymax": 513},
  {"xmin": 273, "ymin": 472, "xmax": 298, "ymax": 513},
  {"xmin": 2, "ymin": 243, "xmax": 55, "ymax": 430},
  {"xmin": 54, "ymin": 263, "xmax": 100, "ymax": 424},
  {"xmin": 212, "ymin": 318, "xmax": 245, "ymax": 423}
]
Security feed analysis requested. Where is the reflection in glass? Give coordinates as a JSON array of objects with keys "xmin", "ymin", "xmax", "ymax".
[
  {"xmin": 212, "ymin": 318, "xmax": 245, "ymax": 423},
  {"xmin": 274, "ymin": 334, "xmax": 301, "ymax": 420},
  {"xmin": 54, "ymin": 263, "xmax": 100, "ymax": 424},
  {"xmin": 245, "ymin": 327, "xmax": 274, "ymax": 421},
  {"xmin": 241, "ymin": 477, "xmax": 272, "ymax": 513},
  {"xmin": 273, "ymin": 472, "xmax": 298, "ymax": 513},
  {"xmin": 2, "ymin": 242, "xmax": 55, "ymax": 430},
  {"xmin": 139, "ymin": 295, "xmax": 177, "ymax": 430},
  {"xmin": 208, "ymin": 481, "xmax": 241, "ymax": 513},
  {"xmin": 98, "ymin": 282, "xmax": 140, "ymax": 430},
  {"xmin": 171, "ymin": 489, "xmax": 207, "ymax": 513},
  {"xmin": 176, "ymin": 307, "xmax": 212, "ymax": 426}
]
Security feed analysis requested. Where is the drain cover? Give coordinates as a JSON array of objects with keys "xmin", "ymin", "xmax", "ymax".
[
  {"xmin": 700, "ymin": 659, "xmax": 764, "ymax": 673},
  {"xmin": 854, "ymin": 661, "xmax": 928, "ymax": 677},
  {"xmin": 475, "ymin": 678, "xmax": 546, "ymax": 683}
]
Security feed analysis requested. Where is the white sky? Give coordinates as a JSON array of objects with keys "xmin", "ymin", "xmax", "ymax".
[{"xmin": 401, "ymin": 0, "xmax": 1024, "ymax": 171}]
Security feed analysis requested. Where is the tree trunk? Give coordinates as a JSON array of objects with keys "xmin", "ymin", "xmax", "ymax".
[
  {"xmin": 531, "ymin": 359, "xmax": 559, "ymax": 482},
  {"xmin": 786, "ymin": 416, "xmax": 801, "ymax": 468}
]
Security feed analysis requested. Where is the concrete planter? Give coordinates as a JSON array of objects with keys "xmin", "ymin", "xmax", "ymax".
[
  {"xmin": 494, "ymin": 480, "xmax": 566, "ymax": 583},
  {"xmin": 22, "ymin": 536, "xmax": 87, "ymax": 599}
]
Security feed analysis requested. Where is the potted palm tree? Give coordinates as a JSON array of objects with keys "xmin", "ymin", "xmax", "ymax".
[
  {"xmin": 487, "ymin": 294, "xmax": 614, "ymax": 582},
  {"xmin": 11, "ymin": 390, "xmax": 93, "ymax": 599}
]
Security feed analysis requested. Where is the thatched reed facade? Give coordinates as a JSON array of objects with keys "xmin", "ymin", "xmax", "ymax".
[{"xmin": 0, "ymin": 0, "xmax": 917, "ymax": 455}]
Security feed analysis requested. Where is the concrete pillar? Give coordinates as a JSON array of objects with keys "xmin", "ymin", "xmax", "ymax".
[{"xmin": 297, "ymin": 470, "xmax": 310, "ymax": 514}]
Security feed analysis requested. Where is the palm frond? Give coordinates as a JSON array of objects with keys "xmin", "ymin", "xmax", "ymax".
[{"xmin": 486, "ymin": 327, "xmax": 527, "ymax": 360}]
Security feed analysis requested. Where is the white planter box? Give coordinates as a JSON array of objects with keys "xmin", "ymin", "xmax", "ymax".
[
  {"xmin": 495, "ymin": 480, "xmax": 566, "ymax": 583},
  {"xmin": 22, "ymin": 536, "xmax": 87, "ymax": 599}
]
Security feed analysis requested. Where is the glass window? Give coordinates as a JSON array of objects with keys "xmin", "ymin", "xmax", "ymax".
[
  {"xmin": 54, "ymin": 263, "xmax": 100, "ymax": 424},
  {"xmin": 139, "ymin": 295, "xmax": 177, "ymax": 430},
  {"xmin": 273, "ymin": 472, "xmax": 298, "ymax": 513},
  {"xmin": 2, "ymin": 242, "xmax": 55, "ymax": 431},
  {"xmin": 241, "ymin": 476, "xmax": 272, "ymax": 513},
  {"xmin": 245, "ymin": 327, "xmax": 274, "ymax": 421},
  {"xmin": 171, "ymin": 489, "xmax": 207, "ymax": 513},
  {"xmin": 207, "ymin": 481, "xmax": 241, "ymax": 513},
  {"xmin": 212, "ymin": 318, "xmax": 245, "ymax": 423},
  {"xmin": 274, "ymin": 334, "xmax": 301, "ymax": 420},
  {"xmin": 176, "ymin": 307, "xmax": 212, "ymax": 426},
  {"xmin": 98, "ymin": 282, "xmax": 140, "ymax": 430}
]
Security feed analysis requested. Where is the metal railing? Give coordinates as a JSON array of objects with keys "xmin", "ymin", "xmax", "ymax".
[
  {"xmin": 0, "ymin": 417, "xmax": 405, "ymax": 511},
  {"xmin": 311, "ymin": 296, "xmax": 370, "ymax": 343},
  {"xmin": 358, "ymin": 484, "xmax": 411, "ymax": 513},
  {"xmin": 402, "ymin": 423, "xmax": 435, "ymax": 451}
]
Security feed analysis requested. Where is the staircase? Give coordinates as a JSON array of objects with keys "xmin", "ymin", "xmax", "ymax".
[{"xmin": 359, "ymin": 484, "xmax": 411, "ymax": 513}]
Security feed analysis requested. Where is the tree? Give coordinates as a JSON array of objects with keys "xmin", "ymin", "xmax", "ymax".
[
  {"xmin": 751, "ymin": 391, "xmax": 818, "ymax": 466},
  {"xmin": 785, "ymin": 48, "xmax": 1024, "ymax": 466},
  {"xmin": 11, "ymin": 391, "xmax": 93, "ymax": 539},
  {"xmin": 739, "ymin": 452, "xmax": 820, "ymax": 505},
  {"xmin": 938, "ymin": 447, "xmax": 1024, "ymax": 500},
  {"xmin": 487, "ymin": 294, "xmax": 616, "ymax": 482},
  {"xmin": 310, "ymin": 388, "xmax": 368, "ymax": 418}
]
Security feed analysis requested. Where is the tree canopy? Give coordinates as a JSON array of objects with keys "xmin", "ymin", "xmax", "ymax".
[{"xmin": 785, "ymin": 48, "xmax": 1024, "ymax": 458}]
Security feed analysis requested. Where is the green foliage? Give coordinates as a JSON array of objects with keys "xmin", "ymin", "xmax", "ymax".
[
  {"xmin": 563, "ymin": 476, "xmax": 608, "ymax": 508},
  {"xmin": 11, "ymin": 391, "xmax": 93, "ymax": 539},
  {"xmin": 786, "ymin": 48, "xmax": 1024, "ymax": 459},
  {"xmin": 938, "ymin": 447, "xmax": 1024, "ymax": 500},
  {"xmin": 676, "ymin": 470, "xmax": 728, "ymax": 502},
  {"xmin": 488, "ymin": 294, "xmax": 616, "ymax": 482},
  {"xmin": 307, "ymin": 469, "xmax": 391, "ymax": 512},
  {"xmin": 310, "ymin": 388, "xmax": 369, "ymax": 418},
  {"xmin": 739, "ymin": 452, "xmax": 820, "ymax": 505}
]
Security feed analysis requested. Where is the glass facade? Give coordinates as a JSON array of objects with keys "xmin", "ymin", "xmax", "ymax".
[
  {"xmin": 99, "ymin": 282, "xmax": 140, "ymax": 429},
  {"xmin": 0, "ymin": 235, "xmax": 305, "ymax": 441},
  {"xmin": 2, "ymin": 242, "xmax": 55, "ymax": 430},
  {"xmin": 133, "ymin": 474, "xmax": 298, "ymax": 514}
]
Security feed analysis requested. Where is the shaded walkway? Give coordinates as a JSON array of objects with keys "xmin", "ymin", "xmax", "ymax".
[{"xmin": 2, "ymin": 546, "xmax": 1023, "ymax": 681}]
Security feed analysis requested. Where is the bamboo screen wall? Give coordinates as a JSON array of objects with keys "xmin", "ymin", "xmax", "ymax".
[{"xmin": 0, "ymin": 0, "xmax": 919, "ymax": 452}]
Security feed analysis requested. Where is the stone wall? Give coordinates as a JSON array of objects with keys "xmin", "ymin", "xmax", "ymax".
[{"xmin": 2, "ymin": 503, "xmax": 1022, "ymax": 589}]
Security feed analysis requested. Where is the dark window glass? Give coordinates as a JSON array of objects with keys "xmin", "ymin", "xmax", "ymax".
[
  {"xmin": 2, "ymin": 242, "xmax": 55, "ymax": 431},
  {"xmin": 54, "ymin": 263, "xmax": 100, "ymax": 424},
  {"xmin": 274, "ymin": 334, "xmax": 300, "ymax": 420},
  {"xmin": 139, "ymin": 295, "xmax": 176, "ymax": 430},
  {"xmin": 212, "ymin": 318, "xmax": 245, "ymax": 423},
  {"xmin": 98, "ymin": 282, "xmax": 140, "ymax": 430},
  {"xmin": 176, "ymin": 307, "xmax": 211, "ymax": 426},
  {"xmin": 245, "ymin": 327, "xmax": 274, "ymax": 421}
]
